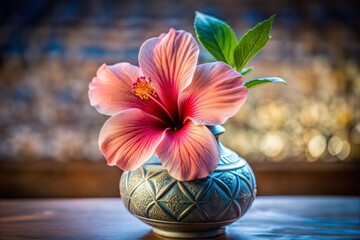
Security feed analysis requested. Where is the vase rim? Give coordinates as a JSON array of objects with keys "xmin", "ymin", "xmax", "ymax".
[{"xmin": 143, "ymin": 154, "xmax": 247, "ymax": 172}]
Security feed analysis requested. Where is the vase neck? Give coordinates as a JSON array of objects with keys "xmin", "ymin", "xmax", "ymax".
[{"xmin": 207, "ymin": 125, "xmax": 225, "ymax": 140}]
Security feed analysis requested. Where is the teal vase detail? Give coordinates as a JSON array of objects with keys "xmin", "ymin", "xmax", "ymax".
[{"xmin": 119, "ymin": 125, "xmax": 256, "ymax": 238}]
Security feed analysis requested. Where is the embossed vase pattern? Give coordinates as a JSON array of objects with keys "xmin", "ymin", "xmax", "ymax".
[{"xmin": 119, "ymin": 133, "xmax": 257, "ymax": 238}]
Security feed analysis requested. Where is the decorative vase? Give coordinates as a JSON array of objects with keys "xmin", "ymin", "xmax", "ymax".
[{"xmin": 119, "ymin": 125, "xmax": 256, "ymax": 238}]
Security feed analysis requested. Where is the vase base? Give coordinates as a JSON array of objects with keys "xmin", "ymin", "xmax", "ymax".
[{"xmin": 152, "ymin": 227, "xmax": 225, "ymax": 238}]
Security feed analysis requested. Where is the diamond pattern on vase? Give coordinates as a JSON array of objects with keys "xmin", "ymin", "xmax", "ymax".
[
  {"xmin": 181, "ymin": 177, "xmax": 211, "ymax": 200},
  {"xmin": 127, "ymin": 169, "xmax": 144, "ymax": 194},
  {"xmin": 240, "ymin": 189, "xmax": 249, "ymax": 204},
  {"xmin": 166, "ymin": 191, "xmax": 185, "ymax": 214},
  {"xmin": 235, "ymin": 166, "xmax": 256, "ymax": 190},
  {"xmin": 217, "ymin": 172, "xmax": 240, "ymax": 195},
  {"xmin": 221, "ymin": 202, "xmax": 240, "ymax": 221},
  {"xmin": 120, "ymin": 148, "xmax": 257, "ymax": 225},
  {"xmin": 181, "ymin": 205, "xmax": 208, "ymax": 223},
  {"xmin": 130, "ymin": 182, "xmax": 153, "ymax": 216},
  {"xmin": 157, "ymin": 182, "xmax": 193, "ymax": 220},
  {"xmin": 119, "ymin": 173, "xmax": 128, "ymax": 197},
  {"xmin": 148, "ymin": 204, "xmax": 174, "ymax": 221},
  {"xmin": 220, "ymin": 172, "xmax": 234, "ymax": 187},
  {"xmin": 129, "ymin": 199, "xmax": 145, "ymax": 217},
  {"xmin": 241, "ymin": 168, "xmax": 252, "ymax": 184},
  {"xmin": 212, "ymin": 175, "xmax": 233, "ymax": 199},
  {"xmin": 236, "ymin": 183, "xmax": 253, "ymax": 215},
  {"xmin": 155, "ymin": 172, "xmax": 172, "ymax": 190},
  {"xmin": 153, "ymin": 175, "xmax": 177, "ymax": 200},
  {"xmin": 247, "ymin": 167, "xmax": 257, "ymax": 189},
  {"xmin": 198, "ymin": 181, "xmax": 232, "ymax": 220}
]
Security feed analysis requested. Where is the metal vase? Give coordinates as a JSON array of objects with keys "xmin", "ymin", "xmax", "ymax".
[{"xmin": 119, "ymin": 125, "xmax": 256, "ymax": 238}]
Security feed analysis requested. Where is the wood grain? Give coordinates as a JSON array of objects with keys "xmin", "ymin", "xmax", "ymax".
[
  {"xmin": 0, "ymin": 197, "xmax": 359, "ymax": 239},
  {"xmin": 0, "ymin": 161, "xmax": 359, "ymax": 198}
]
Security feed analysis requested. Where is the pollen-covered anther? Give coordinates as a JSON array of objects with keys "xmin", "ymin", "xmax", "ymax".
[{"xmin": 132, "ymin": 76, "xmax": 157, "ymax": 100}]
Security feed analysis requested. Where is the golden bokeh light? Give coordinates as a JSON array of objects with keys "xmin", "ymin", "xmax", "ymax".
[
  {"xmin": 307, "ymin": 134, "xmax": 327, "ymax": 160},
  {"xmin": 0, "ymin": 1, "xmax": 358, "ymax": 164}
]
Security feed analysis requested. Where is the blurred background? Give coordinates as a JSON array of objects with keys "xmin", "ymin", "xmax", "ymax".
[{"xmin": 0, "ymin": 0, "xmax": 359, "ymax": 198}]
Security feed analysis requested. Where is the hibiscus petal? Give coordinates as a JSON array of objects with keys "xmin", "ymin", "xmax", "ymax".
[
  {"xmin": 89, "ymin": 63, "xmax": 141, "ymax": 116},
  {"xmin": 179, "ymin": 62, "xmax": 248, "ymax": 125},
  {"xmin": 99, "ymin": 109, "xmax": 168, "ymax": 171},
  {"xmin": 89, "ymin": 63, "xmax": 169, "ymax": 119},
  {"xmin": 156, "ymin": 121, "xmax": 219, "ymax": 181},
  {"xmin": 138, "ymin": 28, "xmax": 199, "ymax": 117}
]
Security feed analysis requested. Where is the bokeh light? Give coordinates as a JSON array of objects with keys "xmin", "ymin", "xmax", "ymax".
[{"xmin": 0, "ymin": 1, "xmax": 358, "ymax": 164}]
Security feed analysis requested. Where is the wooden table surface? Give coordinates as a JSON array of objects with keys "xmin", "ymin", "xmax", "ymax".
[{"xmin": 0, "ymin": 197, "xmax": 359, "ymax": 239}]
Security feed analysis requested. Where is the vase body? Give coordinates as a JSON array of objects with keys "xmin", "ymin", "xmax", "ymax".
[{"xmin": 119, "ymin": 130, "xmax": 256, "ymax": 238}]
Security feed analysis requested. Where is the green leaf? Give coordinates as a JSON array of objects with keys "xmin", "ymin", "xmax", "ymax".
[
  {"xmin": 234, "ymin": 15, "xmax": 275, "ymax": 71},
  {"xmin": 244, "ymin": 77, "xmax": 287, "ymax": 89},
  {"xmin": 240, "ymin": 66, "xmax": 254, "ymax": 76},
  {"xmin": 194, "ymin": 11, "xmax": 238, "ymax": 66}
]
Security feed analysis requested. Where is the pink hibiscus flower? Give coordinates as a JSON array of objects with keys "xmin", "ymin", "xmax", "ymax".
[{"xmin": 89, "ymin": 28, "xmax": 248, "ymax": 181}]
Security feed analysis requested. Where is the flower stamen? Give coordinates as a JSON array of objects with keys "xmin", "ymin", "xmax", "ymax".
[
  {"xmin": 133, "ymin": 76, "xmax": 178, "ymax": 129},
  {"xmin": 132, "ymin": 76, "xmax": 157, "ymax": 100}
]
